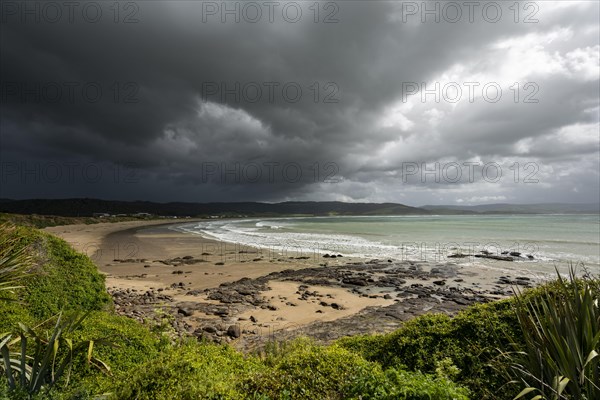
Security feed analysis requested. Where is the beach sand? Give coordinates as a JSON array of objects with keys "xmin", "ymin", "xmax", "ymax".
[{"xmin": 46, "ymin": 220, "xmax": 532, "ymax": 348}]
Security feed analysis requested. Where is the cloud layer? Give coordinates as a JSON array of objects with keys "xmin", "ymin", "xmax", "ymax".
[{"xmin": 1, "ymin": 1, "xmax": 598, "ymax": 205}]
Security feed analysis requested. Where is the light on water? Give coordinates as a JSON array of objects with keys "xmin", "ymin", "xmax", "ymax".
[{"xmin": 175, "ymin": 214, "xmax": 600, "ymax": 277}]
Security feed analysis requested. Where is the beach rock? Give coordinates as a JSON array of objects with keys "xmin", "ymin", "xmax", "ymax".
[
  {"xmin": 177, "ymin": 307, "xmax": 193, "ymax": 317},
  {"xmin": 214, "ymin": 308, "xmax": 229, "ymax": 316},
  {"xmin": 202, "ymin": 326, "xmax": 217, "ymax": 334},
  {"xmin": 227, "ymin": 325, "xmax": 241, "ymax": 338},
  {"xmin": 474, "ymin": 254, "xmax": 514, "ymax": 261},
  {"xmin": 448, "ymin": 253, "xmax": 469, "ymax": 258},
  {"xmin": 342, "ymin": 277, "xmax": 368, "ymax": 286}
]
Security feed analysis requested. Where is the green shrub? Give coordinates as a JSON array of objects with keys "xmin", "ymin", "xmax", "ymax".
[
  {"xmin": 501, "ymin": 268, "xmax": 600, "ymax": 400},
  {"xmin": 113, "ymin": 341, "xmax": 265, "ymax": 400},
  {"xmin": 339, "ymin": 298, "xmax": 523, "ymax": 399},
  {"xmin": 347, "ymin": 366, "xmax": 470, "ymax": 400},
  {"xmin": 246, "ymin": 338, "xmax": 381, "ymax": 399},
  {"xmin": 0, "ymin": 225, "xmax": 111, "ymax": 331}
]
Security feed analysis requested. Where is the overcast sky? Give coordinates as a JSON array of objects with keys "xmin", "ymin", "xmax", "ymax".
[{"xmin": 1, "ymin": 1, "xmax": 598, "ymax": 206}]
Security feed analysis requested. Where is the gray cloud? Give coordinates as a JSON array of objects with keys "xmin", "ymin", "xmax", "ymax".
[{"xmin": 1, "ymin": 0, "xmax": 598, "ymax": 205}]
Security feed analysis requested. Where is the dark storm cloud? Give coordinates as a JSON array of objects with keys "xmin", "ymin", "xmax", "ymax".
[{"xmin": 1, "ymin": 0, "xmax": 598, "ymax": 204}]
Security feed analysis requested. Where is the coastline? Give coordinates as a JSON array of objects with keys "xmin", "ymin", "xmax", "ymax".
[{"xmin": 45, "ymin": 219, "xmax": 537, "ymax": 349}]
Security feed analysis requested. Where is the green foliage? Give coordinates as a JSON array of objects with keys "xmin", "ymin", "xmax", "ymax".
[
  {"xmin": 246, "ymin": 338, "xmax": 381, "ymax": 399},
  {"xmin": 338, "ymin": 298, "xmax": 523, "ymax": 399},
  {"xmin": 25, "ymin": 234, "xmax": 111, "ymax": 319},
  {"xmin": 245, "ymin": 338, "xmax": 470, "ymax": 400},
  {"xmin": 113, "ymin": 340, "xmax": 265, "ymax": 400},
  {"xmin": 501, "ymin": 267, "xmax": 600, "ymax": 400},
  {"xmin": 347, "ymin": 367, "xmax": 470, "ymax": 400},
  {"xmin": 0, "ymin": 312, "xmax": 108, "ymax": 397},
  {"xmin": 0, "ymin": 224, "xmax": 111, "ymax": 329},
  {"xmin": 0, "ymin": 223, "xmax": 33, "ymax": 302}
]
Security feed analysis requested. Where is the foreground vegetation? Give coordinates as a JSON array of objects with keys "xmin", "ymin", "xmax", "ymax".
[{"xmin": 0, "ymin": 223, "xmax": 598, "ymax": 399}]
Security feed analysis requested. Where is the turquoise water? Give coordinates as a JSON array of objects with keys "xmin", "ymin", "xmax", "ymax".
[{"xmin": 176, "ymin": 214, "xmax": 600, "ymax": 276}]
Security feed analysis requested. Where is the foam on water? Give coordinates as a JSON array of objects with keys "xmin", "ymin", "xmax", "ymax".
[{"xmin": 172, "ymin": 214, "xmax": 600, "ymax": 276}]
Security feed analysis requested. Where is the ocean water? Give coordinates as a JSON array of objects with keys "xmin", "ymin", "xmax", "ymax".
[{"xmin": 174, "ymin": 214, "xmax": 600, "ymax": 276}]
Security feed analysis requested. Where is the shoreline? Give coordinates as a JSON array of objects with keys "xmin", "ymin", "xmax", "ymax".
[{"xmin": 45, "ymin": 220, "xmax": 537, "ymax": 349}]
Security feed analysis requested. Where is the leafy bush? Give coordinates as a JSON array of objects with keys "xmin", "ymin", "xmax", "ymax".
[
  {"xmin": 246, "ymin": 338, "xmax": 469, "ymax": 400},
  {"xmin": 347, "ymin": 367, "xmax": 470, "ymax": 400},
  {"xmin": 113, "ymin": 340, "xmax": 265, "ymax": 400},
  {"xmin": 0, "ymin": 312, "xmax": 110, "ymax": 397},
  {"xmin": 338, "ymin": 298, "xmax": 523, "ymax": 399},
  {"xmin": 0, "ymin": 224, "xmax": 111, "ymax": 330},
  {"xmin": 501, "ymin": 268, "xmax": 600, "ymax": 400},
  {"xmin": 246, "ymin": 338, "xmax": 381, "ymax": 399}
]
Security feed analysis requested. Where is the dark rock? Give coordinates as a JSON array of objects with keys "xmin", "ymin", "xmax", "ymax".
[
  {"xmin": 448, "ymin": 253, "xmax": 469, "ymax": 258},
  {"xmin": 433, "ymin": 280, "xmax": 446, "ymax": 286},
  {"xmin": 215, "ymin": 262, "xmax": 225, "ymax": 266},
  {"xmin": 202, "ymin": 326, "xmax": 217, "ymax": 334},
  {"xmin": 214, "ymin": 308, "xmax": 229, "ymax": 316},
  {"xmin": 474, "ymin": 254, "xmax": 514, "ymax": 261},
  {"xmin": 250, "ymin": 315, "xmax": 258, "ymax": 323},
  {"xmin": 227, "ymin": 325, "xmax": 241, "ymax": 338},
  {"xmin": 342, "ymin": 277, "xmax": 368, "ymax": 286},
  {"xmin": 383, "ymin": 294, "xmax": 393, "ymax": 299},
  {"xmin": 177, "ymin": 307, "xmax": 193, "ymax": 317},
  {"xmin": 509, "ymin": 252, "xmax": 521, "ymax": 257}
]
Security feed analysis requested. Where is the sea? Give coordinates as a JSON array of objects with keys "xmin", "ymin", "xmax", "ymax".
[{"xmin": 173, "ymin": 214, "xmax": 600, "ymax": 277}]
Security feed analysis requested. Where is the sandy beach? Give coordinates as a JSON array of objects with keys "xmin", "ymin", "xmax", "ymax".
[{"xmin": 46, "ymin": 220, "xmax": 535, "ymax": 349}]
